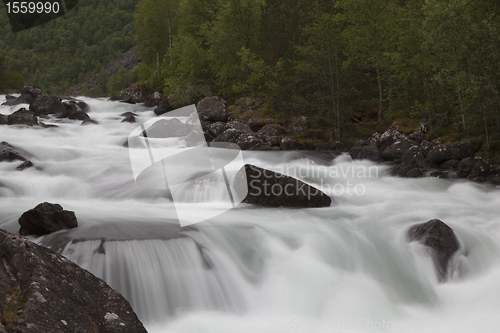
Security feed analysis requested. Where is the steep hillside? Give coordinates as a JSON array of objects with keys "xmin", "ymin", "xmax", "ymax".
[{"xmin": 0, "ymin": 0, "xmax": 138, "ymax": 95}]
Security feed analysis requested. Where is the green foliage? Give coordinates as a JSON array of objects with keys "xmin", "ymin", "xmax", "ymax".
[{"xmin": 0, "ymin": 0, "xmax": 137, "ymax": 94}]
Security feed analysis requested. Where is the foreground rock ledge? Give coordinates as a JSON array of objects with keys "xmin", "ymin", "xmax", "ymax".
[
  {"xmin": 0, "ymin": 229, "xmax": 148, "ymax": 333},
  {"xmin": 407, "ymin": 219, "xmax": 459, "ymax": 281},
  {"xmin": 240, "ymin": 164, "xmax": 332, "ymax": 208}
]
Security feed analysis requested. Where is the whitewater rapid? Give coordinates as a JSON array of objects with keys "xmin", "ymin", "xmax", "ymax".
[{"xmin": 1, "ymin": 95, "xmax": 500, "ymax": 332}]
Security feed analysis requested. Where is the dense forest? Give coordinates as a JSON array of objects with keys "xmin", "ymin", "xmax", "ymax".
[
  {"xmin": 134, "ymin": 0, "xmax": 500, "ymax": 152},
  {"xmin": 0, "ymin": 0, "xmax": 138, "ymax": 96},
  {"xmin": 1, "ymin": 0, "xmax": 500, "ymax": 154}
]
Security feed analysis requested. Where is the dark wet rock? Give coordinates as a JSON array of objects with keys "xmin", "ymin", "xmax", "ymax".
[
  {"xmin": 420, "ymin": 113, "xmax": 449, "ymax": 133},
  {"xmin": 258, "ymin": 124, "xmax": 286, "ymax": 137},
  {"xmin": 287, "ymin": 116, "xmax": 308, "ymax": 134},
  {"xmin": 378, "ymin": 128, "xmax": 407, "ymax": 151},
  {"xmin": 16, "ymin": 160, "xmax": 34, "ymax": 171},
  {"xmin": 1, "ymin": 93, "xmax": 34, "ymax": 106},
  {"xmin": 121, "ymin": 112, "xmax": 138, "ymax": 117},
  {"xmin": 7, "ymin": 108, "xmax": 38, "ymax": 126},
  {"xmin": 204, "ymin": 131, "xmax": 214, "ymax": 143},
  {"xmin": 467, "ymin": 160, "xmax": 493, "ymax": 181},
  {"xmin": 440, "ymin": 159, "xmax": 460, "ymax": 170},
  {"xmin": 239, "ymin": 164, "xmax": 331, "ymax": 208},
  {"xmin": 121, "ymin": 115, "xmax": 136, "ymax": 123},
  {"xmin": 30, "ymin": 95, "xmax": 66, "ymax": 116},
  {"xmin": 457, "ymin": 157, "xmax": 477, "ymax": 177},
  {"xmin": 401, "ymin": 146, "xmax": 426, "ymax": 168},
  {"xmin": 0, "ymin": 113, "xmax": 7, "ymax": 125},
  {"xmin": 121, "ymin": 95, "xmax": 136, "ymax": 104},
  {"xmin": 0, "ymin": 141, "xmax": 32, "ymax": 162},
  {"xmin": 382, "ymin": 137, "xmax": 418, "ymax": 161},
  {"xmin": 153, "ymin": 98, "xmax": 173, "ymax": 116},
  {"xmin": 77, "ymin": 101, "xmax": 90, "ymax": 113},
  {"xmin": 349, "ymin": 141, "xmax": 380, "ymax": 161},
  {"xmin": 21, "ymin": 83, "xmax": 42, "ymax": 100},
  {"xmin": 213, "ymin": 128, "xmax": 240, "ymax": 143},
  {"xmin": 426, "ymin": 140, "xmax": 478, "ymax": 164},
  {"xmin": 409, "ymin": 131, "xmax": 425, "ymax": 143},
  {"xmin": 68, "ymin": 111, "xmax": 90, "ymax": 120},
  {"xmin": 226, "ymin": 120, "xmax": 254, "ymax": 135},
  {"xmin": 208, "ymin": 122, "xmax": 227, "ymax": 137},
  {"xmin": 236, "ymin": 133, "xmax": 263, "ymax": 150},
  {"xmin": 280, "ymin": 137, "xmax": 302, "ymax": 150},
  {"xmin": 197, "ymin": 96, "xmax": 228, "ymax": 121},
  {"xmin": 39, "ymin": 121, "xmax": 59, "ymax": 128},
  {"xmin": 247, "ymin": 117, "xmax": 279, "ymax": 132},
  {"xmin": 395, "ymin": 145, "xmax": 426, "ymax": 177},
  {"xmin": 64, "ymin": 102, "xmax": 78, "ymax": 114},
  {"xmin": 250, "ymin": 143, "xmax": 281, "ymax": 151},
  {"xmin": 406, "ymin": 168, "xmax": 423, "ymax": 178},
  {"xmin": 18, "ymin": 202, "xmax": 78, "ymax": 236},
  {"xmin": 407, "ymin": 219, "xmax": 459, "ymax": 281},
  {"xmin": 432, "ymin": 138, "xmax": 443, "ymax": 145},
  {"xmin": 420, "ymin": 140, "xmax": 434, "ymax": 157},
  {"xmin": 0, "ymin": 229, "xmax": 148, "ymax": 333},
  {"xmin": 143, "ymin": 118, "xmax": 189, "ymax": 138},
  {"xmin": 486, "ymin": 170, "xmax": 500, "ymax": 185},
  {"xmin": 81, "ymin": 118, "xmax": 99, "ymax": 125}
]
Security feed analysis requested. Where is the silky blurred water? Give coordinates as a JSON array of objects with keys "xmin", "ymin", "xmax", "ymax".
[{"xmin": 1, "ymin": 96, "xmax": 500, "ymax": 332}]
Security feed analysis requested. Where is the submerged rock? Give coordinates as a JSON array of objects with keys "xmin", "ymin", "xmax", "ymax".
[
  {"xmin": 30, "ymin": 95, "xmax": 66, "ymax": 116},
  {"xmin": 0, "ymin": 141, "xmax": 33, "ymax": 162},
  {"xmin": 18, "ymin": 202, "xmax": 78, "ymax": 236},
  {"xmin": 407, "ymin": 219, "xmax": 459, "ymax": 281},
  {"xmin": 0, "ymin": 229, "xmax": 148, "ymax": 333},
  {"xmin": 7, "ymin": 108, "xmax": 38, "ymax": 126},
  {"xmin": 239, "ymin": 164, "xmax": 331, "ymax": 208}
]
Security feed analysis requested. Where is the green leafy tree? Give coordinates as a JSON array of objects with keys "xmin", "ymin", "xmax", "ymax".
[
  {"xmin": 135, "ymin": 0, "xmax": 180, "ymax": 83},
  {"xmin": 297, "ymin": 14, "xmax": 343, "ymax": 142}
]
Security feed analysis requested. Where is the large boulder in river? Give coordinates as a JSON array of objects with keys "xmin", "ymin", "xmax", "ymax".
[
  {"xmin": 407, "ymin": 219, "xmax": 459, "ymax": 281},
  {"xmin": 197, "ymin": 96, "xmax": 228, "ymax": 122},
  {"xmin": 29, "ymin": 95, "xmax": 66, "ymax": 116},
  {"xmin": 426, "ymin": 140, "xmax": 478, "ymax": 164},
  {"xmin": 0, "ymin": 113, "xmax": 7, "ymax": 125},
  {"xmin": 0, "ymin": 141, "xmax": 33, "ymax": 162},
  {"xmin": 0, "ymin": 229, "xmax": 148, "ymax": 333},
  {"xmin": 382, "ymin": 137, "xmax": 418, "ymax": 161},
  {"xmin": 240, "ymin": 164, "xmax": 331, "ymax": 208},
  {"xmin": 7, "ymin": 108, "xmax": 38, "ymax": 126},
  {"xmin": 21, "ymin": 83, "xmax": 42, "ymax": 100},
  {"xmin": 153, "ymin": 98, "xmax": 173, "ymax": 115},
  {"xmin": 18, "ymin": 202, "xmax": 78, "ymax": 236},
  {"xmin": 349, "ymin": 141, "xmax": 380, "ymax": 161}
]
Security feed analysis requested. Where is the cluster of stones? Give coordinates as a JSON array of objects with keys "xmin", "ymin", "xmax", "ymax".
[
  {"xmin": 1, "ymin": 84, "xmax": 97, "ymax": 127},
  {"xmin": 349, "ymin": 125, "xmax": 500, "ymax": 184}
]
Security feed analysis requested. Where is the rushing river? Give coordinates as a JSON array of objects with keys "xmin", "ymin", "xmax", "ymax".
[{"xmin": 1, "ymin": 96, "xmax": 500, "ymax": 333}]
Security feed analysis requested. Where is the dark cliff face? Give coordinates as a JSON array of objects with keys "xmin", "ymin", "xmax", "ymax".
[{"xmin": 0, "ymin": 229, "xmax": 148, "ymax": 333}]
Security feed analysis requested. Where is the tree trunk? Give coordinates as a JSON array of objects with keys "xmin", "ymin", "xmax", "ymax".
[
  {"xmin": 483, "ymin": 106, "xmax": 490, "ymax": 149},
  {"xmin": 156, "ymin": 51, "xmax": 160, "ymax": 79},
  {"xmin": 167, "ymin": 14, "xmax": 172, "ymax": 66},
  {"xmin": 376, "ymin": 67, "xmax": 383, "ymax": 127}
]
